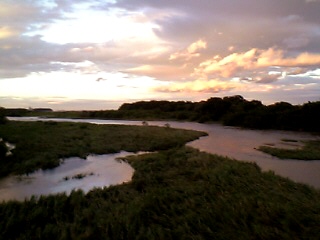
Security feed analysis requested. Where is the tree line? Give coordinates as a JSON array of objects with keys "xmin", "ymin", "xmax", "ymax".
[
  {"xmin": 82, "ymin": 95, "xmax": 320, "ymax": 132},
  {"xmin": 1, "ymin": 95, "xmax": 320, "ymax": 132}
]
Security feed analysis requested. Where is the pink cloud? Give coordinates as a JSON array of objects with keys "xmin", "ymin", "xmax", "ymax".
[
  {"xmin": 194, "ymin": 48, "xmax": 320, "ymax": 79},
  {"xmin": 154, "ymin": 79, "xmax": 235, "ymax": 93},
  {"xmin": 169, "ymin": 39, "xmax": 207, "ymax": 61}
]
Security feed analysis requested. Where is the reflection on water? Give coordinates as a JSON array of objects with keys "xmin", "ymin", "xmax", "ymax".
[
  {"xmin": 0, "ymin": 152, "xmax": 135, "ymax": 201},
  {"xmin": 149, "ymin": 121, "xmax": 320, "ymax": 188},
  {"xmin": 6, "ymin": 117, "xmax": 320, "ymax": 189},
  {"xmin": 182, "ymin": 123, "xmax": 320, "ymax": 188}
]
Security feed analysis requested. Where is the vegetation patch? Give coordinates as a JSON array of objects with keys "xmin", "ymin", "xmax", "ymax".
[
  {"xmin": 1, "ymin": 117, "xmax": 319, "ymax": 239},
  {"xmin": 0, "ymin": 147, "xmax": 320, "ymax": 239},
  {"xmin": 0, "ymin": 121, "xmax": 206, "ymax": 177},
  {"xmin": 258, "ymin": 140, "xmax": 320, "ymax": 160},
  {"xmin": 63, "ymin": 172, "xmax": 95, "ymax": 181},
  {"xmin": 72, "ymin": 172, "xmax": 94, "ymax": 180}
]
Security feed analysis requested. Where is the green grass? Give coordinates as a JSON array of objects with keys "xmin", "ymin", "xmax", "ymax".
[
  {"xmin": 0, "ymin": 147, "xmax": 320, "ymax": 239},
  {"xmin": 0, "ymin": 121, "xmax": 206, "ymax": 177},
  {"xmin": 258, "ymin": 140, "xmax": 320, "ymax": 160}
]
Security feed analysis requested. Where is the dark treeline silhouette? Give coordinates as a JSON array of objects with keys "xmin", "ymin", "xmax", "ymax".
[
  {"xmin": 1, "ymin": 96, "xmax": 320, "ymax": 132},
  {"xmin": 0, "ymin": 108, "xmax": 52, "ymax": 117},
  {"xmin": 81, "ymin": 95, "xmax": 320, "ymax": 132}
]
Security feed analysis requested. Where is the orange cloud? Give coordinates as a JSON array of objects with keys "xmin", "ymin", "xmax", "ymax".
[
  {"xmin": 125, "ymin": 64, "xmax": 191, "ymax": 80},
  {"xmin": 169, "ymin": 39, "xmax": 207, "ymax": 61},
  {"xmin": 187, "ymin": 39, "xmax": 207, "ymax": 54},
  {"xmin": 194, "ymin": 48, "xmax": 320, "ymax": 79},
  {"xmin": 0, "ymin": 26, "xmax": 16, "ymax": 39},
  {"xmin": 154, "ymin": 79, "xmax": 235, "ymax": 93}
]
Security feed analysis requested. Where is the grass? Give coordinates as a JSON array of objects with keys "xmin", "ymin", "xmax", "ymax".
[
  {"xmin": 258, "ymin": 140, "xmax": 320, "ymax": 160},
  {"xmin": 62, "ymin": 172, "xmax": 95, "ymax": 181},
  {"xmin": 1, "ymin": 120, "xmax": 320, "ymax": 239},
  {"xmin": 0, "ymin": 120, "xmax": 206, "ymax": 177},
  {"xmin": 0, "ymin": 147, "xmax": 320, "ymax": 239}
]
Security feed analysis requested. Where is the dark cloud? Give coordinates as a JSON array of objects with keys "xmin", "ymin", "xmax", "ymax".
[
  {"xmin": 116, "ymin": 0, "xmax": 320, "ymax": 53},
  {"xmin": 115, "ymin": 0, "xmax": 320, "ymax": 23},
  {"xmin": 2, "ymin": 0, "xmax": 320, "ymax": 79}
]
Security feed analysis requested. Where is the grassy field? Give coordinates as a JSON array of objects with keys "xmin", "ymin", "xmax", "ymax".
[
  {"xmin": 0, "ymin": 120, "xmax": 320, "ymax": 239},
  {"xmin": 0, "ymin": 147, "xmax": 320, "ymax": 239},
  {"xmin": 0, "ymin": 120, "xmax": 206, "ymax": 177},
  {"xmin": 258, "ymin": 140, "xmax": 320, "ymax": 160}
]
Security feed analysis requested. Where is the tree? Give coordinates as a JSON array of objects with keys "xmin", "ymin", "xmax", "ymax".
[
  {"xmin": 0, "ymin": 107, "xmax": 8, "ymax": 124},
  {"xmin": 0, "ymin": 140, "xmax": 8, "ymax": 160}
]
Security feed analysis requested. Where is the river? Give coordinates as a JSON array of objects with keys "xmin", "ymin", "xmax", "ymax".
[
  {"xmin": 1, "ymin": 117, "xmax": 319, "ymax": 201},
  {"xmin": 0, "ymin": 151, "xmax": 136, "ymax": 201}
]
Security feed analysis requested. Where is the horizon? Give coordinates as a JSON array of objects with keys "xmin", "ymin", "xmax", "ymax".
[
  {"xmin": 2, "ymin": 95, "xmax": 319, "ymax": 112},
  {"xmin": 1, "ymin": 0, "xmax": 320, "ymax": 110}
]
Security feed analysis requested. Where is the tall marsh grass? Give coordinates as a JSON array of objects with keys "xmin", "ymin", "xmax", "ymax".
[{"xmin": 0, "ymin": 147, "xmax": 319, "ymax": 239}]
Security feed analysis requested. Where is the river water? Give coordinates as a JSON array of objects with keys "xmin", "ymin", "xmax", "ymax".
[
  {"xmin": 144, "ymin": 120, "xmax": 320, "ymax": 188},
  {"xmin": 1, "ymin": 117, "xmax": 319, "ymax": 201},
  {"xmin": 0, "ymin": 151, "xmax": 135, "ymax": 201}
]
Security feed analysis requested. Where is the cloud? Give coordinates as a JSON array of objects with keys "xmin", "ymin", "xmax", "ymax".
[
  {"xmin": 0, "ymin": 1, "xmax": 174, "ymax": 79},
  {"xmin": 254, "ymin": 74, "xmax": 283, "ymax": 84},
  {"xmin": 194, "ymin": 48, "xmax": 320, "ymax": 80},
  {"xmin": 2, "ymin": 0, "xmax": 320, "ymax": 82},
  {"xmin": 123, "ymin": 39, "xmax": 210, "ymax": 81},
  {"xmin": 116, "ymin": 0, "xmax": 320, "ymax": 49},
  {"xmin": 0, "ymin": 26, "xmax": 17, "ymax": 39},
  {"xmin": 1, "ymin": 0, "xmax": 320, "ymax": 109},
  {"xmin": 124, "ymin": 64, "xmax": 190, "ymax": 81},
  {"xmin": 169, "ymin": 39, "xmax": 207, "ymax": 60},
  {"xmin": 0, "ymin": 1, "xmax": 68, "ymax": 37},
  {"xmin": 154, "ymin": 79, "xmax": 235, "ymax": 93}
]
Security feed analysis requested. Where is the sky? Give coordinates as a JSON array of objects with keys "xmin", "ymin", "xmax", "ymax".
[{"xmin": 1, "ymin": 0, "xmax": 320, "ymax": 110}]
